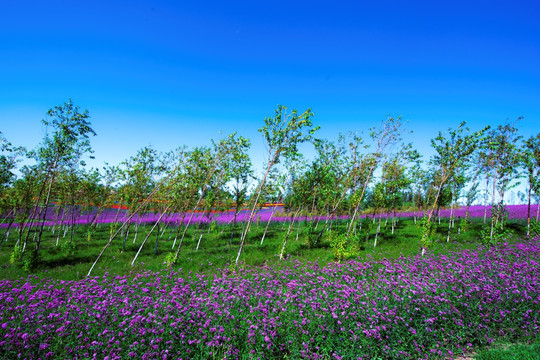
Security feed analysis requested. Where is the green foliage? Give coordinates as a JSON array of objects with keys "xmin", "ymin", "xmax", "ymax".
[
  {"xmin": 9, "ymin": 244, "xmax": 21, "ymax": 264},
  {"xmin": 481, "ymin": 204, "xmax": 513, "ymax": 246},
  {"xmin": 22, "ymin": 251, "xmax": 39, "ymax": 272},
  {"xmin": 359, "ymin": 216, "xmax": 374, "ymax": 242},
  {"xmin": 420, "ymin": 214, "xmax": 436, "ymax": 252},
  {"xmin": 304, "ymin": 222, "xmax": 317, "ymax": 248},
  {"xmin": 481, "ymin": 223, "xmax": 513, "ymax": 246},
  {"xmin": 163, "ymin": 252, "xmax": 176, "ymax": 267},
  {"xmin": 530, "ymin": 220, "xmax": 540, "ymax": 238},
  {"xmin": 523, "ymin": 134, "xmax": 540, "ymax": 199},
  {"xmin": 0, "ymin": 132, "xmax": 25, "ymax": 190},
  {"xmin": 110, "ymin": 222, "xmax": 118, "ymax": 237},
  {"xmin": 60, "ymin": 238, "xmax": 77, "ymax": 257},
  {"xmin": 460, "ymin": 216, "xmax": 471, "ymax": 233},
  {"xmin": 329, "ymin": 231, "xmax": 348, "ymax": 262},
  {"xmin": 258, "ymin": 105, "xmax": 318, "ymax": 164}
]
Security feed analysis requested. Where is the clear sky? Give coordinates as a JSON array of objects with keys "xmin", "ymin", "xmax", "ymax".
[{"xmin": 1, "ymin": 0, "xmax": 539, "ymax": 179}]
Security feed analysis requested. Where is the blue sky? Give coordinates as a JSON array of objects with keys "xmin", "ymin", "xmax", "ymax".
[{"xmin": 1, "ymin": 0, "xmax": 539, "ymax": 178}]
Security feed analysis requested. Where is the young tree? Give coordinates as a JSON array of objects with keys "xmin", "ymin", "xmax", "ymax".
[
  {"xmin": 311, "ymin": 133, "xmax": 363, "ymax": 243},
  {"xmin": 225, "ymin": 135, "xmax": 253, "ymax": 243},
  {"xmin": 0, "ymin": 132, "xmax": 26, "ymax": 247},
  {"xmin": 381, "ymin": 149, "xmax": 416, "ymax": 235},
  {"xmin": 26, "ymin": 100, "xmax": 96, "ymax": 269},
  {"xmin": 118, "ymin": 146, "xmax": 161, "ymax": 250},
  {"xmin": 485, "ymin": 120, "xmax": 523, "ymax": 240},
  {"xmin": 346, "ymin": 116, "xmax": 408, "ymax": 237},
  {"xmin": 421, "ymin": 122, "xmax": 488, "ymax": 255},
  {"xmin": 235, "ymin": 105, "xmax": 318, "ymax": 265},
  {"xmin": 0, "ymin": 132, "xmax": 23, "ymax": 190}
]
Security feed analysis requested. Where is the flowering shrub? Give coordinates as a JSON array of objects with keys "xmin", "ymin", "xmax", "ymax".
[{"xmin": 0, "ymin": 239, "xmax": 539, "ymax": 359}]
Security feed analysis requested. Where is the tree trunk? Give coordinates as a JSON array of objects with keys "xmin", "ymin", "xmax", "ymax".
[
  {"xmin": 132, "ymin": 205, "xmax": 171, "ymax": 266},
  {"xmin": 490, "ymin": 172, "xmax": 498, "ymax": 241},
  {"xmin": 374, "ymin": 209, "xmax": 383, "ymax": 248},
  {"xmin": 235, "ymin": 160, "xmax": 274, "ymax": 265},
  {"xmin": 446, "ymin": 193, "xmax": 455, "ymax": 242},
  {"xmin": 34, "ymin": 173, "xmax": 57, "ymax": 262},
  {"xmin": 527, "ymin": 186, "xmax": 531, "ymax": 237},
  {"xmin": 122, "ymin": 221, "xmax": 131, "ymax": 251},
  {"xmin": 195, "ymin": 233, "xmax": 203, "ymax": 251},
  {"xmin": 279, "ymin": 207, "xmax": 302, "ymax": 260},
  {"xmin": 154, "ymin": 222, "xmax": 160, "ymax": 255},
  {"xmin": 260, "ymin": 206, "xmax": 278, "ymax": 246}
]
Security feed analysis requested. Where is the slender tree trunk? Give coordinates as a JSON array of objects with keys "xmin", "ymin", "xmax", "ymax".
[
  {"xmin": 420, "ymin": 177, "xmax": 448, "ymax": 256},
  {"xmin": 490, "ymin": 172, "xmax": 498, "ymax": 240},
  {"xmin": 445, "ymin": 187, "xmax": 456, "ymax": 242},
  {"xmin": 235, "ymin": 161, "xmax": 274, "ymax": 265},
  {"xmin": 279, "ymin": 207, "xmax": 302, "ymax": 260},
  {"xmin": 154, "ymin": 222, "xmax": 160, "ymax": 255},
  {"xmin": 230, "ymin": 211, "xmax": 238, "ymax": 245},
  {"xmin": 347, "ymin": 160, "xmax": 379, "ymax": 237},
  {"xmin": 171, "ymin": 211, "xmax": 187, "ymax": 249},
  {"xmin": 374, "ymin": 208, "xmax": 383, "ymax": 247},
  {"xmin": 122, "ymin": 221, "xmax": 132, "ymax": 251},
  {"xmin": 132, "ymin": 205, "xmax": 172, "ymax": 266},
  {"xmin": 527, "ymin": 186, "xmax": 531, "ymax": 237},
  {"xmin": 483, "ymin": 175, "xmax": 490, "ymax": 225},
  {"xmin": 34, "ymin": 173, "xmax": 57, "ymax": 262},
  {"xmin": 21, "ymin": 184, "xmax": 46, "ymax": 257},
  {"xmin": 195, "ymin": 233, "xmax": 203, "ymax": 251},
  {"xmin": 260, "ymin": 206, "xmax": 278, "ymax": 246},
  {"xmin": 0, "ymin": 218, "xmax": 16, "ymax": 248}
]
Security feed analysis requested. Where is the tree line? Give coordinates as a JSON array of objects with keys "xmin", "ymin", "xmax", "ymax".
[{"xmin": 1, "ymin": 100, "xmax": 539, "ymax": 272}]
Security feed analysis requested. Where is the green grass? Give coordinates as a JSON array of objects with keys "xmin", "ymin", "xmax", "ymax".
[
  {"xmin": 475, "ymin": 339, "xmax": 540, "ymax": 359},
  {"xmin": 0, "ymin": 215, "xmax": 528, "ymax": 281}
]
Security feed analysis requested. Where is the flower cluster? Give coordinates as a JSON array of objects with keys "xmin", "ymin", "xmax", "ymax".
[{"xmin": 1, "ymin": 238, "xmax": 539, "ymax": 359}]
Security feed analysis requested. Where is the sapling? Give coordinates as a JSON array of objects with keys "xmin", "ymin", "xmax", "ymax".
[
  {"xmin": 235, "ymin": 105, "xmax": 318, "ymax": 265},
  {"xmin": 421, "ymin": 122, "xmax": 488, "ymax": 255}
]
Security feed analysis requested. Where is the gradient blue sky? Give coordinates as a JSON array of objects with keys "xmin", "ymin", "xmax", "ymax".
[{"xmin": 1, "ymin": 0, "xmax": 539, "ymax": 177}]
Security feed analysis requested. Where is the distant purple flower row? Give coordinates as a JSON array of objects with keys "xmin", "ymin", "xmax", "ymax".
[
  {"xmin": 1, "ymin": 238, "xmax": 539, "ymax": 359},
  {"xmin": 2, "ymin": 204, "xmax": 538, "ymax": 229}
]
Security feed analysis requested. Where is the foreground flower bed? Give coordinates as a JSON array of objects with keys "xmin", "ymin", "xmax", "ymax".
[{"xmin": 1, "ymin": 240, "xmax": 539, "ymax": 359}]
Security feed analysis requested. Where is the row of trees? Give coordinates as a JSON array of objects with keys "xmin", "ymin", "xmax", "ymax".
[{"xmin": 1, "ymin": 100, "xmax": 539, "ymax": 272}]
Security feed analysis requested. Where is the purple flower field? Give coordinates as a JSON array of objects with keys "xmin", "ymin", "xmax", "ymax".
[
  {"xmin": 1, "ymin": 238, "xmax": 538, "ymax": 359},
  {"xmin": 2, "ymin": 204, "xmax": 538, "ymax": 229}
]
